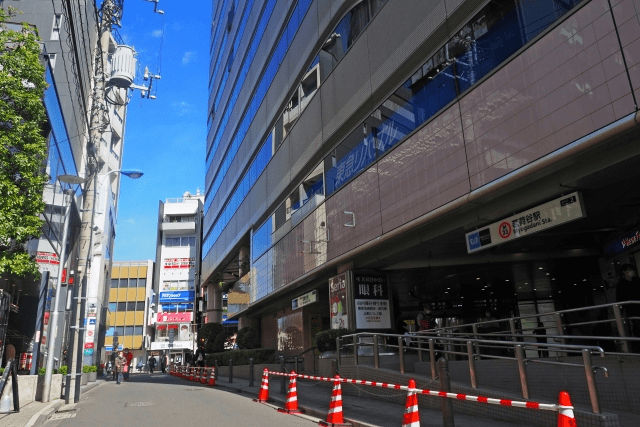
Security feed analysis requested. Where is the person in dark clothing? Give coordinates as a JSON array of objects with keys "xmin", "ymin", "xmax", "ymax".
[
  {"xmin": 148, "ymin": 355, "xmax": 156, "ymax": 374},
  {"xmin": 160, "ymin": 352, "xmax": 167, "ymax": 374},
  {"xmin": 110, "ymin": 350, "xmax": 117, "ymax": 380},
  {"xmin": 533, "ymin": 321, "xmax": 549, "ymax": 358},
  {"xmin": 184, "ymin": 350, "xmax": 193, "ymax": 367},
  {"xmin": 194, "ymin": 345, "xmax": 205, "ymax": 367}
]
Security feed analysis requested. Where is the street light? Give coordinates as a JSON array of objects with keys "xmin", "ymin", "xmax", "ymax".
[
  {"xmin": 42, "ymin": 175, "xmax": 84, "ymax": 402},
  {"xmin": 66, "ymin": 167, "xmax": 143, "ymax": 403}
]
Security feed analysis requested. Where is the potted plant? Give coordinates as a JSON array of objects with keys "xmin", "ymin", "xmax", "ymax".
[
  {"xmin": 87, "ymin": 365, "xmax": 97, "ymax": 382},
  {"xmin": 81, "ymin": 365, "xmax": 90, "ymax": 385}
]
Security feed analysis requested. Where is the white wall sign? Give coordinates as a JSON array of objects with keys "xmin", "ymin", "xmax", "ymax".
[
  {"xmin": 292, "ymin": 289, "xmax": 317, "ymax": 310},
  {"xmin": 354, "ymin": 273, "xmax": 391, "ymax": 330},
  {"xmin": 465, "ymin": 192, "xmax": 585, "ymax": 253}
]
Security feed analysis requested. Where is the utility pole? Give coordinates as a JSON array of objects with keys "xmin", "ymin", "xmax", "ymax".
[{"xmin": 64, "ymin": 0, "xmax": 113, "ymax": 404}]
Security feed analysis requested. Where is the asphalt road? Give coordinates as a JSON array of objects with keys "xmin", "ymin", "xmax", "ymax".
[{"xmin": 43, "ymin": 374, "xmax": 321, "ymax": 427}]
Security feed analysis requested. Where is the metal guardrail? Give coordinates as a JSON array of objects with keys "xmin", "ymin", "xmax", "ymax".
[
  {"xmin": 337, "ymin": 332, "xmax": 607, "ymax": 414},
  {"xmin": 421, "ymin": 301, "xmax": 640, "ymax": 355},
  {"xmin": 0, "ymin": 360, "xmax": 20, "ymax": 413}
]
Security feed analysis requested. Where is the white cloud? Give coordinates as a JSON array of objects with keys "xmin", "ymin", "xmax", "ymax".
[
  {"xmin": 152, "ymin": 29, "xmax": 163, "ymax": 37},
  {"xmin": 172, "ymin": 101, "xmax": 191, "ymax": 116},
  {"xmin": 182, "ymin": 51, "xmax": 194, "ymax": 65}
]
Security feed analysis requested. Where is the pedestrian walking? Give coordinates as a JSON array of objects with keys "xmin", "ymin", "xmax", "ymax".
[
  {"xmin": 114, "ymin": 351, "xmax": 126, "ymax": 385},
  {"xmin": 123, "ymin": 348, "xmax": 133, "ymax": 380},
  {"xmin": 194, "ymin": 345, "xmax": 205, "ymax": 368},
  {"xmin": 148, "ymin": 354, "xmax": 157, "ymax": 374},
  {"xmin": 160, "ymin": 352, "xmax": 167, "ymax": 374}
]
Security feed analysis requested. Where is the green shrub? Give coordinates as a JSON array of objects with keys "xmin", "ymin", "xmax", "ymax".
[
  {"xmin": 0, "ymin": 367, "xmax": 4, "ymax": 375},
  {"xmin": 38, "ymin": 367, "xmax": 46, "ymax": 376},
  {"xmin": 212, "ymin": 330, "xmax": 232, "ymax": 353},
  {"xmin": 237, "ymin": 327, "xmax": 259, "ymax": 349},
  {"xmin": 89, "ymin": 365, "xmax": 97, "ymax": 373},
  {"xmin": 199, "ymin": 322, "xmax": 224, "ymax": 353},
  {"xmin": 82, "ymin": 365, "xmax": 91, "ymax": 373},
  {"xmin": 314, "ymin": 328, "xmax": 351, "ymax": 352},
  {"xmin": 58, "ymin": 366, "xmax": 67, "ymax": 375},
  {"xmin": 205, "ymin": 348, "xmax": 276, "ymax": 366}
]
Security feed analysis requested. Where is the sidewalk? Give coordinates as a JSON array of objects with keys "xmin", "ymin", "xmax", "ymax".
[
  {"xmin": 176, "ymin": 371, "xmax": 536, "ymax": 427},
  {"xmin": 0, "ymin": 379, "xmax": 104, "ymax": 427}
]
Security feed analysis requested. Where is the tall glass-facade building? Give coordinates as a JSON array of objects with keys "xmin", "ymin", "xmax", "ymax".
[{"xmin": 205, "ymin": 2, "xmax": 640, "ymax": 419}]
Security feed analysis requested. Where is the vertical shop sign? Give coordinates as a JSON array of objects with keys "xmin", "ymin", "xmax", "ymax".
[
  {"xmin": 354, "ymin": 273, "xmax": 391, "ymax": 329},
  {"xmin": 329, "ymin": 273, "xmax": 349, "ymax": 330}
]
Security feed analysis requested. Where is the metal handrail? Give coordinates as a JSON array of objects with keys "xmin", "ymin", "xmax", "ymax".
[{"xmin": 337, "ymin": 332, "xmax": 607, "ymax": 414}]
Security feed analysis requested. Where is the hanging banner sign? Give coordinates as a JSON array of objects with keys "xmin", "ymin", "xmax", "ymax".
[
  {"xmin": 329, "ymin": 273, "xmax": 349, "ymax": 330},
  {"xmin": 465, "ymin": 192, "xmax": 585, "ymax": 254},
  {"xmin": 292, "ymin": 289, "xmax": 317, "ymax": 310},
  {"xmin": 354, "ymin": 272, "xmax": 391, "ymax": 330},
  {"xmin": 604, "ymin": 226, "xmax": 640, "ymax": 259}
]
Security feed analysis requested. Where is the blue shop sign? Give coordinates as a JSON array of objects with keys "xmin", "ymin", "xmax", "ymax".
[
  {"xmin": 159, "ymin": 290, "xmax": 194, "ymax": 303},
  {"xmin": 604, "ymin": 228, "xmax": 640, "ymax": 259},
  {"xmin": 160, "ymin": 303, "xmax": 194, "ymax": 311}
]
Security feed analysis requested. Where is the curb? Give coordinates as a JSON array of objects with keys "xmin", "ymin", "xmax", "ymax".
[{"xmin": 27, "ymin": 399, "xmax": 64, "ymax": 427}]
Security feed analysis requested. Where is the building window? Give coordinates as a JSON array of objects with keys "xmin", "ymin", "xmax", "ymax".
[
  {"xmin": 51, "ymin": 14, "xmax": 63, "ymax": 41},
  {"xmin": 136, "ymin": 301, "xmax": 145, "ymax": 311},
  {"xmin": 138, "ymin": 278, "xmax": 146, "ymax": 287},
  {"xmin": 119, "ymin": 279, "xmax": 128, "ymax": 288},
  {"xmin": 110, "ymin": 279, "xmax": 118, "ymax": 289},
  {"xmin": 117, "ymin": 302, "xmax": 126, "ymax": 311},
  {"xmin": 129, "ymin": 278, "xmax": 138, "ymax": 288}
]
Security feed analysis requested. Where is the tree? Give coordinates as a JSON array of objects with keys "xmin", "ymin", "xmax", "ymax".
[
  {"xmin": 0, "ymin": 8, "xmax": 48, "ymax": 278},
  {"xmin": 197, "ymin": 322, "xmax": 223, "ymax": 353}
]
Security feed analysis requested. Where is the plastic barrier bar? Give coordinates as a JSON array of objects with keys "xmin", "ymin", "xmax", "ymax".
[{"xmin": 266, "ymin": 371, "xmax": 562, "ymax": 413}]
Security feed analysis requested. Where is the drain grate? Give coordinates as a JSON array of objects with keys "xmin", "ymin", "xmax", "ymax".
[
  {"xmin": 125, "ymin": 401, "xmax": 155, "ymax": 407},
  {"xmin": 50, "ymin": 413, "xmax": 77, "ymax": 420}
]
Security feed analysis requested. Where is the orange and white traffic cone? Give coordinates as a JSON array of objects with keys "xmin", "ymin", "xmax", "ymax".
[
  {"xmin": 278, "ymin": 371, "xmax": 302, "ymax": 414},
  {"xmin": 254, "ymin": 368, "xmax": 269, "ymax": 403},
  {"xmin": 208, "ymin": 367, "xmax": 217, "ymax": 387},
  {"xmin": 189, "ymin": 367, "xmax": 194, "ymax": 381},
  {"xmin": 558, "ymin": 391, "xmax": 577, "ymax": 427},
  {"xmin": 402, "ymin": 379, "xmax": 420, "ymax": 427},
  {"xmin": 201, "ymin": 368, "xmax": 208, "ymax": 384},
  {"xmin": 319, "ymin": 375, "xmax": 350, "ymax": 427}
]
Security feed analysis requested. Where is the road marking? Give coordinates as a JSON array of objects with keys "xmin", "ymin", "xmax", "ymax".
[{"xmin": 125, "ymin": 401, "xmax": 155, "ymax": 407}]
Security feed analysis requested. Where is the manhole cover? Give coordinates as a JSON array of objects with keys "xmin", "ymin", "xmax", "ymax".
[
  {"xmin": 50, "ymin": 413, "xmax": 77, "ymax": 420},
  {"xmin": 125, "ymin": 401, "xmax": 155, "ymax": 407}
]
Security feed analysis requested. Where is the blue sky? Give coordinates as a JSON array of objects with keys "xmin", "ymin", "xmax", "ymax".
[{"xmin": 112, "ymin": 0, "xmax": 210, "ymax": 261}]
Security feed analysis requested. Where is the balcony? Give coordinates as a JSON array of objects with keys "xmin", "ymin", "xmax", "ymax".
[{"xmin": 161, "ymin": 220, "xmax": 196, "ymax": 235}]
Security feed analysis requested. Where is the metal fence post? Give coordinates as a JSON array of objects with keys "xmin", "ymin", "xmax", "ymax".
[
  {"xmin": 215, "ymin": 360, "xmax": 219, "ymax": 380},
  {"xmin": 336, "ymin": 337, "xmax": 341, "ymax": 366},
  {"xmin": 229, "ymin": 359, "xmax": 233, "ymax": 383},
  {"xmin": 353, "ymin": 335, "xmax": 359, "ymax": 366},
  {"xmin": 418, "ymin": 335, "xmax": 424, "ymax": 363},
  {"xmin": 613, "ymin": 304, "xmax": 630, "ymax": 353},
  {"xmin": 582, "ymin": 349, "xmax": 601, "ymax": 414},
  {"xmin": 467, "ymin": 341, "xmax": 477, "ymax": 389},
  {"xmin": 438, "ymin": 358, "xmax": 455, "ymax": 427},
  {"xmin": 249, "ymin": 358, "xmax": 254, "ymax": 387},
  {"xmin": 515, "ymin": 344, "xmax": 529, "ymax": 399},
  {"xmin": 373, "ymin": 335, "xmax": 380, "ymax": 369},
  {"xmin": 554, "ymin": 312, "xmax": 567, "ymax": 355},
  {"xmin": 280, "ymin": 356, "xmax": 286, "ymax": 394},
  {"xmin": 398, "ymin": 336, "xmax": 405, "ymax": 374},
  {"xmin": 429, "ymin": 339, "xmax": 437, "ymax": 380}
]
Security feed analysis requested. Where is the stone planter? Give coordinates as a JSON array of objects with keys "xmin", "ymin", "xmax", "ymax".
[
  {"xmin": 81, "ymin": 372, "xmax": 88, "ymax": 385},
  {"xmin": 88, "ymin": 372, "xmax": 97, "ymax": 382}
]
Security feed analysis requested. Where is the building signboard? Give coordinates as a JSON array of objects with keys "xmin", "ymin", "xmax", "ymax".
[
  {"xmin": 354, "ymin": 273, "xmax": 391, "ymax": 330},
  {"xmin": 292, "ymin": 289, "xmax": 317, "ymax": 310},
  {"xmin": 150, "ymin": 340, "xmax": 192, "ymax": 350},
  {"xmin": 604, "ymin": 226, "xmax": 640, "ymax": 259},
  {"xmin": 36, "ymin": 252, "xmax": 59, "ymax": 264},
  {"xmin": 159, "ymin": 290, "xmax": 194, "ymax": 303},
  {"xmin": 159, "ymin": 303, "xmax": 194, "ymax": 311},
  {"xmin": 163, "ymin": 258, "xmax": 196, "ymax": 269},
  {"xmin": 329, "ymin": 273, "xmax": 349, "ymax": 330},
  {"xmin": 157, "ymin": 312, "xmax": 193, "ymax": 322},
  {"xmin": 465, "ymin": 192, "xmax": 585, "ymax": 253}
]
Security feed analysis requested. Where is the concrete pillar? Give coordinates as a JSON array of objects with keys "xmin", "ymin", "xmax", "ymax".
[
  {"xmin": 206, "ymin": 283, "xmax": 223, "ymax": 323},
  {"xmin": 238, "ymin": 316, "xmax": 258, "ymax": 330}
]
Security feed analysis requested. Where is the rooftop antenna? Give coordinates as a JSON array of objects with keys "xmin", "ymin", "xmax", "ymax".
[{"xmin": 143, "ymin": 0, "xmax": 164, "ymax": 14}]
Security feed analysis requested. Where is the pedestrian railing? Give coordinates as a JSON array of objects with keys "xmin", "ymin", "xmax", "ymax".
[
  {"xmin": 419, "ymin": 301, "xmax": 640, "ymax": 356},
  {"xmin": 337, "ymin": 332, "xmax": 608, "ymax": 413}
]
